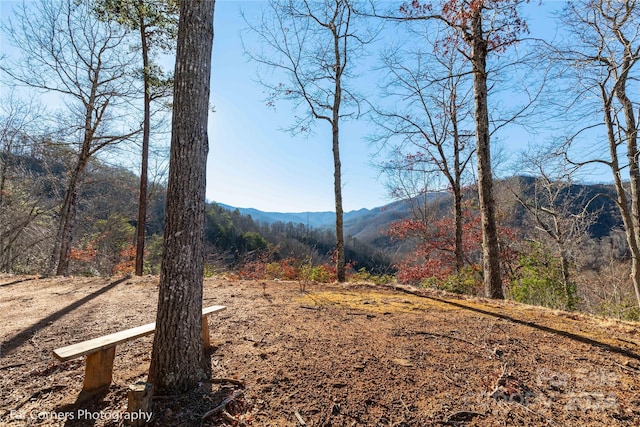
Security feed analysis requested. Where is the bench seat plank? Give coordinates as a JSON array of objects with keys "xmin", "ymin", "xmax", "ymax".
[
  {"xmin": 54, "ymin": 322, "xmax": 156, "ymax": 361},
  {"xmin": 202, "ymin": 305, "xmax": 227, "ymax": 316},
  {"xmin": 53, "ymin": 305, "xmax": 227, "ymax": 361}
]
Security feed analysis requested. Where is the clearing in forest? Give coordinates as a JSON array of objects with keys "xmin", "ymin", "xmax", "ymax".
[{"xmin": 1, "ymin": 275, "xmax": 639, "ymax": 426}]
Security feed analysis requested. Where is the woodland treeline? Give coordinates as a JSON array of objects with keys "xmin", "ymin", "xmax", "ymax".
[
  {"xmin": 2, "ymin": 144, "xmax": 639, "ymax": 320},
  {"xmin": 0, "ymin": 148, "xmax": 390, "ymax": 275},
  {"xmin": 3, "ymin": 0, "xmax": 640, "ymax": 322}
]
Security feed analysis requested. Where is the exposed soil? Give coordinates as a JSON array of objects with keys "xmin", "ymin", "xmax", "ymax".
[{"xmin": 1, "ymin": 274, "xmax": 640, "ymax": 426}]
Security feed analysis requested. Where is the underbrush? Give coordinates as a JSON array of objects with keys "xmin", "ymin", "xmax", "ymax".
[
  {"xmin": 396, "ymin": 258, "xmax": 640, "ymax": 322},
  {"xmin": 575, "ymin": 262, "xmax": 640, "ymax": 322},
  {"xmin": 212, "ymin": 258, "xmax": 394, "ymax": 286}
]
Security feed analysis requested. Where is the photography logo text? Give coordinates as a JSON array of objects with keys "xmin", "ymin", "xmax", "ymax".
[{"xmin": 9, "ymin": 409, "xmax": 152, "ymax": 423}]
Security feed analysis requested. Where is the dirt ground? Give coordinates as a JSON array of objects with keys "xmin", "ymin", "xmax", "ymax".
[{"xmin": 1, "ymin": 274, "xmax": 640, "ymax": 426}]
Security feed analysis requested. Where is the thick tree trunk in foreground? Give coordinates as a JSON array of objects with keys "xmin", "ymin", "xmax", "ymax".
[
  {"xmin": 148, "ymin": 0, "xmax": 215, "ymax": 393},
  {"xmin": 470, "ymin": 10, "xmax": 503, "ymax": 299}
]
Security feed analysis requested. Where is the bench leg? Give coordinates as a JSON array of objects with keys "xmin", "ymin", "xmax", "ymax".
[
  {"xmin": 202, "ymin": 316, "xmax": 210, "ymax": 350},
  {"xmin": 83, "ymin": 347, "xmax": 116, "ymax": 392}
]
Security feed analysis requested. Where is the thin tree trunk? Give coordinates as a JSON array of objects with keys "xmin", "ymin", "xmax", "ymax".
[
  {"xmin": 553, "ymin": 213, "xmax": 574, "ymax": 308},
  {"xmin": 453, "ymin": 187, "xmax": 464, "ymax": 273},
  {"xmin": 332, "ymin": 18, "xmax": 345, "ymax": 283},
  {"xmin": 470, "ymin": 10, "xmax": 503, "ymax": 299},
  {"xmin": 451, "ymin": 93, "xmax": 464, "ymax": 274},
  {"xmin": 50, "ymin": 154, "xmax": 88, "ymax": 276},
  {"xmin": 333, "ymin": 122, "xmax": 345, "ymax": 282},
  {"xmin": 558, "ymin": 247, "xmax": 574, "ymax": 308},
  {"xmin": 135, "ymin": 6, "xmax": 151, "ymax": 277},
  {"xmin": 53, "ymin": 193, "xmax": 75, "ymax": 276},
  {"xmin": 614, "ymin": 63, "xmax": 640, "ymax": 307},
  {"xmin": 0, "ymin": 148, "xmax": 9, "ymax": 271},
  {"xmin": 148, "ymin": 0, "xmax": 215, "ymax": 393},
  {"xmin": 0, "ymin": 151, "xmax": 8, "ymax": 210},
  {"xmin": 601, "ymin": 81, "xmax": 640, "ymax": 307}
]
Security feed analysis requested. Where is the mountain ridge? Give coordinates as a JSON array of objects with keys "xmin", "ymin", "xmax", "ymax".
[
  {"xmin": 216, "ymin": 202, "xmax": 385, "ymax": 229},
  {"xmin": 216, "ymin": 177, "xmax": 623, "ymax": 246}
]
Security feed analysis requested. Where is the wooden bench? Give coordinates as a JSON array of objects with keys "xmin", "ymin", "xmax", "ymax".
[{"xmin": 53, "ymin": 305, "xmax": 226, "ymax": 392}]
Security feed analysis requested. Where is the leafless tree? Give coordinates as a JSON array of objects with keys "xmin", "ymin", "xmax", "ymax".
[
  {"xmin": 0, "ymin": 94, "xmax": 55, "ymax": 273},
  {"xmin": 366, "ymin": 0, "xmax": 533, "ymax": 298},
  {"xmin": 243, "ymin": 0, "xmax": 376, "ymax": 282},
  {"xmin": 554, "ymin": 0, "xmax": 640, "ymax": 307},
  {"xmin": 372, "ymin": 26, "xmax": 475, "ymax": 273},
  {"xmin": 1, "ymin": 0, "xmax": 140, "ymax": 276},
  {"xmin": 510, "ymin": 150, "xmax": 599, "ymax": 309}
]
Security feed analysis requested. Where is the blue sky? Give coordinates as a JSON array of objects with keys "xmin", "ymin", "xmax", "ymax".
[
  {"xmin": 1, "ymin": 1, "xmax": 577, "ymax": 213},
  {"xmin": 209, "ymin": 0, "xmax": 392, "ymax": 212},
  {"xmin": 208, "ymin": 0, "xmax": 568, "ymax": 212}
]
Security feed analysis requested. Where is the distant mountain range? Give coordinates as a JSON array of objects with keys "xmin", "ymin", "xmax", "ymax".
[
  {"xmin": 218, "ymin": 177, "xmax": 624, "ymax": 245},
  {"xmin": 218, "ymin": 192, "xmax": 448, "ymax": 244},
  {"xmin": 216, "ymin": 203, "xmax": 383, "ymax": 229}
]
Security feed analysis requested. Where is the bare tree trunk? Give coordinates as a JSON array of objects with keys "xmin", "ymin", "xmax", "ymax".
[
  {"xmin": 470, "ymin": 10, "xmax": 503, "ymax": 299},
  {"xmin": 558, "ymin": 246, "xmax": 574, "ymax": 307},
  {"xmin": 453, "ymin": 187, "xmax": 464, "ymax": 273},
  {"xmin": 148, "ymin": 0, "xmax": 215, "ymax": 393},
  {"xmin": 0, "ymin": 136, "xmax": 11, "ymax": 271},
  {"xmin": 332, "ymin": 122, "xmax": 345, "ymax": 282},
  {"xmin": 451, "ymin": 97, "xmax": 464, "ymax": 273},
  {"xmin": 53, "ymin": 179, "xmax": 77, "ymax": 276},
  {"xmin": 135, "ymin": 4, "xmax": 151, "ymax": 277},
  {"xmin": 50, "ymin": 154, "xmax": 88, "ymax": 276},
  {"xmin": 600, "ymin": 78, "xmax": 640, "ymax": 307},
  {"xmin": 614, "ymin": 62, "xmax": 640, "ymax": 307},
  {"xmin": 331, "ymin": 15, "xmax": 345, "ymax": 283}
]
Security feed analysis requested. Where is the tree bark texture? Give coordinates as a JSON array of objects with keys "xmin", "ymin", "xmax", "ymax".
[
  {"xmin": 148, "ymin": 0, "xmax": 215, "ymax": 393},
  {"xmin": 470, "ymin": 10, "xmax": 504, "ymax": 299}
]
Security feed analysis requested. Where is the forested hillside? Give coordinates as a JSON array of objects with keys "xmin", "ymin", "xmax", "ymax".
[
  {"xmin": 0, "ymin": 148, "xmax": 165, "ymax": 276},
  {"xmin": 204, "ymin": 202, "xmax": 393, "ymax": 275},
  {"xmin": 0, "ymin": 149, "xmax": 392, "ymax": 277},
  {"xmin": 3, "ymin": 147, "xmax": 638, "ymax": 320}
]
